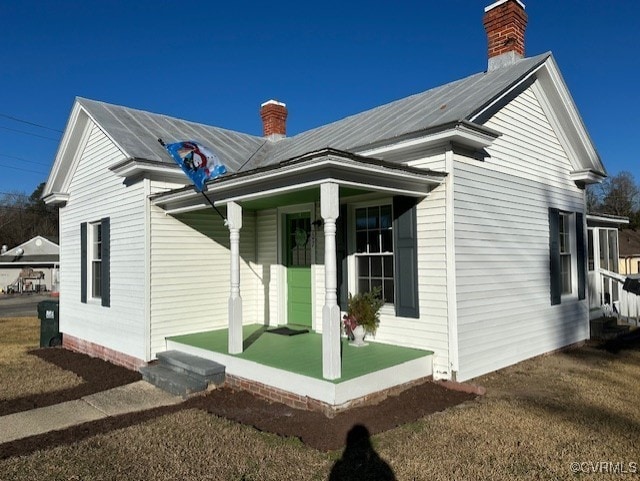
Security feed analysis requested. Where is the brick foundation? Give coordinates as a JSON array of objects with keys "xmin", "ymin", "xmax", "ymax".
[
  {"xmin": 62, "ymin": 333, "xmax": 145, "ymax": 371},
  {"xmin": 225, "ymin": 373, "xmax": 431, "ymax": 415}
]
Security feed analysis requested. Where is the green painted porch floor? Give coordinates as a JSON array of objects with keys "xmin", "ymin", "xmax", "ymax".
[{"xmin": 167, "ymin": 324, "xmax": 432, "ymax": 383}]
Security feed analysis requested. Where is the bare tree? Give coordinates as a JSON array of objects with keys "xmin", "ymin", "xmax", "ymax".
[
  {"xmin": 593, "ymin": 171, "xmax": 640, "ymax": 229},
  {"xmin": 0, "ymin": 183, "xmax": 58, "ymax": 249},
  {"xmin": 586, "ymin": 184, "xmax": 601, "ymax": 213}
]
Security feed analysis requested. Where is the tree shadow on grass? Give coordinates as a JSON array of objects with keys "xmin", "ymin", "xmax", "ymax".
[
  {"xmin": 0, "ymin": 348, "xmax": 140, "ymax": 417},
  {"xmin": 561, "ymin": 329, "xmax": 640, "ymax": 368}
]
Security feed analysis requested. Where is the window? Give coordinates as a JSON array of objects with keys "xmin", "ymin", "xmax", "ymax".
[
  {"xmin": 346, "ymin": 197, "xmax": 419, "ymax": 318},
  {"xmin": 91, "ymin": 222, "xmax": 102, "ymax": 299},
  {"xmin": 549, "ymin": 208, "xmax": 585, "ymax": 305},
  {"xmin": 587, "ymin": 229, "xmax": 594, "ymax": 271},
  {"xmin": 81, "ymin": 218, "xmax": 110, "ymax": 307},
  {"xmin": 559, "ymin": 213, "xmax": 572, "ymax": 294},
  {"xmin": 354, "ymin": 205, "xmax": 394, "ymax": 303},
  {"xmin": 608, "ymin": 230, "xmax": 619, "ymax": 274}
]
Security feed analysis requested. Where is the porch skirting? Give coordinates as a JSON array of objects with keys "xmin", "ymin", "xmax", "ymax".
[
  {"xmin": 225, "ymin": 373, "xmax": 432, "ymax": 415},
  {"xmin": 62, "ymin": 333, "xmax": 146, "ymax": 371}
]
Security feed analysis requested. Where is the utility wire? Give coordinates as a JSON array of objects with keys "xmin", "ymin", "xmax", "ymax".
[
  {"xmin": 0, "ymin": 125, "xmax": 60, "ymax": 141},
  {"xmin": 0, "ymin": 163, "xmax": 49, "ymax": 174},
  {"xmin": 0, "ymin": 153, "xmax": 52, "ymax": 167},
  {"xmin": 0, "ymin": 113, "xmax": 63, "ymax": 133}
]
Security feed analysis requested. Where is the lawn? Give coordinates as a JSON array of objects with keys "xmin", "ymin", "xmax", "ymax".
[
  {"xmin": 0, "ymin": 317, "xmax": 82, "ymax": 402},
  {"xmin": 1, "ymin": 317, "xmax": 640, "ymax": 480}
]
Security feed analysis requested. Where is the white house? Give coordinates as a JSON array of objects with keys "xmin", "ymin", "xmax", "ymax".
[
  {"xmin": 43, "ymin": 0, "xmax": 607, "ymax": 408},
  {"xmin": 0, "ymin": 236, "xmax": 59, "ymax": 294}
]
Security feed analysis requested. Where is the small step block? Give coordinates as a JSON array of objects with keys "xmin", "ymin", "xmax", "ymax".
[
  {"xmin": 157, "ymin": 350, "xmax": 225, "ymax": 385},
  {"xmin": 140, "ymin": 364, "xmax": 207, "ymax": 398}
]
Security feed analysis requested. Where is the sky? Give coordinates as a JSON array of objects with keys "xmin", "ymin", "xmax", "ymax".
[{"xmin": 1, "ymin": 0, "xmax": 638, "ymax": 197}]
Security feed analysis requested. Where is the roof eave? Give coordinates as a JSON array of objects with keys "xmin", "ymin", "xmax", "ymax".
[
  {"xmin": 43, "ymin": 192, "xmax": 70, "ymax": 206},
  {"xmin": 570, "ymin": 169, "xmax": 607, "ymax": 186},
  {"xmin": 109, "ymin": 158, "xmax": 189, "ymax": 185},
  {"xmin": 152, "ymin": 149, "xmax": 446, "ymax": 214},
  {"xmin": 586, "ymin": 213, "xmax": 630, "ymax": 225},
  {"xmin": 357, "ymin": 121, "xmax": 501, "ymax": 159}
]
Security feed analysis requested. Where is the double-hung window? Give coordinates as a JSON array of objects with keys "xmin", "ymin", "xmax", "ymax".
[
  {"xmin": 559, "ymin": 213, "xmax": 572, "ymax": 295},
  {"xmin": 91, "ymin": 222, "xmax": 103, "ymax": 299},
  {"xmin": 549, "ymin": 208, "xmax": 585, "ymax": 305},
  {"xmin": 81, "ymin": 217, "xmax": 110, "ymax": 307},
  {"xmin": 343, "ymin": 196, "xmax": 419, "ymax": 318},
  {"xmin": 354, "ymin": 204, "xmax": 394, "ymax": 303}
]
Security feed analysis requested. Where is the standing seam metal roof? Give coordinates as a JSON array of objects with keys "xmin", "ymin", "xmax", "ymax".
[{"xmin": 76, "ymin": 52, "xmax": 550, "ymax": 174}]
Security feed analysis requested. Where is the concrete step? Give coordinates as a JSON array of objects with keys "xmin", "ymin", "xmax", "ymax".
[
  {"xmin": 156, "ymin": 350, "xmax": 225, "ymax": 386},
  {"xmin": 140, "ymin": 364, "xmax": 208, "ymax": 398}
]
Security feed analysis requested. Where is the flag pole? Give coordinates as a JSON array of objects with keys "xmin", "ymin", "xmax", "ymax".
[{"xmin": 158, "ymin": 138, "xmax": 227, "ymax": 223}]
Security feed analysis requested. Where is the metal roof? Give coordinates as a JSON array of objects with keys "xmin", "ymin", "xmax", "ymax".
[
  {"xmin": 77, "ymin": 53, "xmax": 550, "ymax": 174},
  {"xmin": 76, "ymin": 98, "xmax": 270, "ymax": 172},
  {"xmin": 0, "ymin": 254, "xmax": 59, "ymax": 264}
]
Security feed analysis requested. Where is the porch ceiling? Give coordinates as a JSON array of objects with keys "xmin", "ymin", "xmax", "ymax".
[{"xmin": 151, "ymin": 148, "xmax": 446, "ymax": 214}]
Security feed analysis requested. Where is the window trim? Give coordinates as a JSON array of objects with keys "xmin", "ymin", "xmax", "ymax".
[
  {"xmin": 89, "ymin": 221, "xmax": 102, "ymax": 301},
  {"xmin": 80, "ymin": 217, "xmax": 110, "ymax": 307},
  {"xmin": 353, "ymin": 202, "xmax": 395, "ymax": 304},
  {"xmin": 559, "ymin": 212, "xmax": 576, "ymax": 297},
  {"xmin": 346, "ymin": 195, "xmax": 420, "ymax": 319},
  {"xmin": 347, "ymin": 198, "xmax": 395, "ymax": 313},
  {"xmin": 550, "ymin": 208, "xmax": 584, "ymax": 305}
]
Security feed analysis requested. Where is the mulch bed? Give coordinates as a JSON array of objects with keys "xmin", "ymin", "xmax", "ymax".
[
  {"xmin": 0, "ymin": 347, "xmax": 476, "ymax": 458},
  {"xmin": 0, "ymin": 348, "xmax": 142, "ymax": 417}
]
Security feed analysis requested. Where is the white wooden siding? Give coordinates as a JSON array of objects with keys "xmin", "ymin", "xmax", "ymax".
[
  {"xmin": 58, "ymin": 122, "xmax": 148, "ymax": 360},
  {"xmin": 149, "ymin": 205, "xmax": 259, "ymax": 358},
  {"xmin": 256, "ymin": 209, "xmax": 279, "ymax": 326},
  {"xmin": 454, "ymin": 83, "xmax": 587, "ymax": 381},
  {"xmin": 358, "ymin": 182, "xmax": 451, "ymax": 377}
]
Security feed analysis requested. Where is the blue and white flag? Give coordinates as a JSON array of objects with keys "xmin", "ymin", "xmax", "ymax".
[{"xmin": 165, "ymin": 140, "xmax": 227, "ymax": 191}]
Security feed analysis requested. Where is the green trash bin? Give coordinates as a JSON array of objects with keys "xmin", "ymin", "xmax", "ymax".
[{"xmin": 37, "ymin": 300, "xmax": 62, "ymax": 347}]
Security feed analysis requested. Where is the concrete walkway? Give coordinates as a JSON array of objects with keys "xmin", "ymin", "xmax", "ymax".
[{"xmin": 0, "ymin": 381, "xmax": 183, "ymax": 444}]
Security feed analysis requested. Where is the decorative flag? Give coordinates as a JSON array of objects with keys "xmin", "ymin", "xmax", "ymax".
[{"xmin": 164, "ymin": 140, "xmax": 227, "ymax": 191}]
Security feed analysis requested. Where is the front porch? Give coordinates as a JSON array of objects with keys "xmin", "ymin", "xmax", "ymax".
[{"xmin": 166, "ymin": 324, "xmax": 433, "ymax": 409}]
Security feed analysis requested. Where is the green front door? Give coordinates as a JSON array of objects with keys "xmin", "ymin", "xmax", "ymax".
[{"xmin": 285, "ymin": 212, "xmax": 312, "ymax": 327}]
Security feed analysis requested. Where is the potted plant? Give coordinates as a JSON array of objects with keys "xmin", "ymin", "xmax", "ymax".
[{"xmin": 342, "ymin": 286, "xmax": 385, "ymax": 346}]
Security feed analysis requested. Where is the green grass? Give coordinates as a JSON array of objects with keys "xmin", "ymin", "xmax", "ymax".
[{"xmin": 168, "ymin": 324, "xmax": 432, "ymax": 382}]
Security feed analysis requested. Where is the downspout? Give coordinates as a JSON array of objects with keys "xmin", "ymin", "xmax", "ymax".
[
  {"xmin": 445, "ymin": 146, "xmax": 459, "ymax": 380},
  {"xmin": 144, "ymin": 178, "xmax": 152, "ymax": 362}
]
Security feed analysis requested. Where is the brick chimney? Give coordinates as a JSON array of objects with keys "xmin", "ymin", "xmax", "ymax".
[
  {"xmin": 483, "ymin": 0, "xmax": 528, "ymax": 71},
  {"xmin": 260, "ymin": 100, "xmax": 288, "ymax": 139}
]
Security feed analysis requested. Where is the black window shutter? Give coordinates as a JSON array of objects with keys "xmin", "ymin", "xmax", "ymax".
[
  {"xmin": 393, "ymin": 196, "xmax": 419, "ymax": 318},
  {"xmin": 549, "ymin": 208, "xmax": 561, "ymax": 305},
  {"xmin": 80, "ymin": 222, "xmax": 87, "ymax": 303},
  {"xmin": 336, "ymin": 204, "xmax": 348, "ymax": 311},
  {"xmin": 101, "ymin": 217, "xmax": 110, "ymax": 307},
  {"xmin": 576, "ymin": 212, "xmax": 586, "ymax": 300}
]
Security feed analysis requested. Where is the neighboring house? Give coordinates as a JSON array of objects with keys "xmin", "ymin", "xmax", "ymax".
[
  {"xmin": 0, "ymin": 236, "xmax": 59, "ymax": 293},
  {"xmin": 619, "ymin": 229, "xmax": 640, "ymax": 277},
  {"xmin": 43, "ymin": 1, "xmax": 608, "ymax": 408}
]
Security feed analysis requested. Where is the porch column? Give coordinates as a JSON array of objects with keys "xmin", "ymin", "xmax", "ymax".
[
  {"xmin": 321, "ymin": 182, "xmax": 341, "ymax": 380},
  {"xmin": 227, "ymin": 202, "xmax": 243, "ymax": 354}
]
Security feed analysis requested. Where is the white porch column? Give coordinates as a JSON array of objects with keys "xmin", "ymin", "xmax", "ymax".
[
  {"xmin": 321, "ymin": 182, "xmax": 341, "ymax": 380},
  {"xmin": 227, "ymin": 202, "xmax": 243, "ymax": 354}
]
